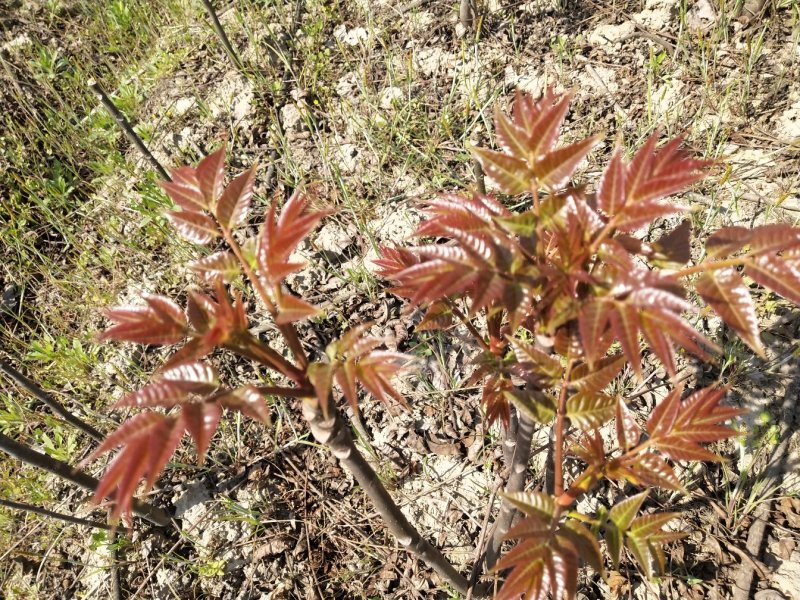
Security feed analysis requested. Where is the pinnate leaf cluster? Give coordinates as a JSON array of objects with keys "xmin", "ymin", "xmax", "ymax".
[{"xmin": 86, "ymin": 89, "xmax": 800, "ymax": 598}]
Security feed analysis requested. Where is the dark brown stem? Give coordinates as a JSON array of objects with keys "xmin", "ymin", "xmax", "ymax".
[
  {"xmin": 200, "ymin": 0, "xmax": 244, "ymax": 71},
  {"xmin": 277, "ymin": 322, "xmax": 309, "ymax": 370},
  {"xmin": 0, "ymin": 431, "xmax": 170, "ymax": 527},
  {"xmin": 485, "ymin": 413, "xmax": 536, "ymax": 569},
  {"xmin": 553, "ymin": 359, "xmax": 575, "ymax": 497},
  {"xmin": 0, "ymin": 358, "xmax": 104, "ymax": 442},
  {"xmin": 229, "ymin": 333, "xmax": 305, "ymax": 383},
  {"xmin": 0, "ymin": 498, "xmax": 111, "ymax": 530},
  {"xmin": 543, "ymin": 425, "xmax": 557, "ymax": 496},
  {"xmin": 301, "ymin": 399, "xmax": 487, "ymax": 597},
  {"xmin": 255, "ymin": 385, "xmax": 313, "ymax": 398},
  {"xmin": 88, "ymin": 80, "xmax": 170, "ymax": 180}
]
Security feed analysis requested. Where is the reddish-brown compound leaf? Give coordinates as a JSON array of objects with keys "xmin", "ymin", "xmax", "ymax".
[
  {"xmin": 578, "ymin": 301, "xmax": 611, "ymax": 367},
  {"xmin": 166, "ymin": 210, "xmax": 219, "ymax": 244},
  {"xmin": 615, "ymin": 398, "xmax": 642, "ymax": 451},
  {"xmin": 100, "ymin": 294, "xmax": 187, "ymax": 345},
  {"xmin": 597, "ymin": 142, "xmax": 626, "ymax": 217},
  {"xmin": 706, "ymin": 224, "xmax": 800, "ymax": 258},
  {"xmin": 497, "ymin": 493, "xmax": 587, "ymax": 600},
  {"xmin": 275, "ymin": 293, "xmax": 321, "ymax": 324},
  {"xmin": 307, "ymin": 361, "xmax": 333, "ymax": 417},
  {"xmin": 559, "ymin": 519, "xmax": 604, "ymax": 575},
  {"xmin": 159, "ymin": 167, "xmax": 206, "ymax": 212},
  {"xmin": 604, "ymin": 491, "xmax": 649, "ymax": 567},
  {"xmin": 535, "ymin": 135, "xmax": 601, "ymax": 191},
  {"xmin": 566, "ymin": 392, "xmax": 616, "ymax": 429},
  {"xmin": 503, "ymin": 491, "xmax": 556, "ymax": 521},
  {"xmin": 647, "ymin": 388, "xmax": 681, "ymax": 438},
  {"xmin": 161, "ymin": 331, "xmax": 224, "ymax": 369},
  {"xmin": 494, "ymin": 104, "xmax": 530, "ymax": 158},
  {"xmin": 216, "ymin": 164, "xmax": 256, "ymax": 229},
  {"xmin": 568, "ymin": 430, "xmax": 606, "ymax": 467},
  {"xmin": 504, "ymin": 389, "xmax": 557, "ymax": 425},
  {"xmin": 527, "ymin": 90, "xmax": 574, "ymax": 158},
  {"xmin": 696, "ymin": 269, "xmax": 764, "ymax": 355},
  {"xmin": 257, "ymin": 190, "xmax": 332, "ymax": 285},
  {"xmin": 481, "ymin": 373, "xmax": 513, "ymax": 428},
  {"xmin": 188, "ymin": 251, "xmax": 240, "ymax": 283},
  {"xmin": 570, "ymin": 353, "xmax": 625, "ymax": 394},
  {"xmin": 416, "ymin": 301, "xmax": 454, "ymax": 331},
  {"xmin": 334, "ymin": 360, "xmax": 359, "ymax": 413},
  {"xmin": 217, "ymin": 385, "xmax": 271, "ymax": 424},
  {"xmin": 608, "ymin": 454, "xmax": 684, "ymax": 491},
  {"xmin": 159, "ymin": 361, "xmax": 219, "ymax": 391},
  {"xmin": 509, "ymin": 337, "xmax": 563, "ymax": 384},
  {"xmin": 355, "ymin": 351, "xmax": 410, "ymax": 409},
  {"xmin": 609, "ymin": 132, "xmax": 711, "ymax": 232},
  {"xmin": 470, "ymin": 146, "xmax": 533, "ymax": 195},
  {"xmin": 196, "ymin": 144, "xmax": 226, "ymax": 206},
  {"xmin": 115, "ymin": 381, "xmax": 193, "ymax": 409},
  {"xmin": 84, "ymin": 413, "xmax": 184, "ymax": 522},
  {"xmin": 181, "ymin": 401, "xmax": 222, "ymax": 461},
  {"xmin": 626, "ymin": 512, "xmax": 685, "ymax": 579},
  {"xmin": 745, "ymin": 255, "xmax": 800, "ymax": 305},
  {"xmin": 609, "ymin": 490, "xmax": 649, "ymax": 531},
  {"xmin": 647, "ymin": 386, "xmax": 742, "ymax": 462},
  {"xmin": 186, "ymin": 291, "xmax": 218, "ymax": 333}
]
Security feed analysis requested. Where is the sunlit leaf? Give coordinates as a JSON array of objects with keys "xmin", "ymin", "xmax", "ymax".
[
  {"xmin": 570, "ymin": 354, "xmax": 625, "ymax": 394},
  {"xmin": 217, "ymin": 385, "xmax": 271, "ymax": 424},
  {"xmin": 166, "ymin": 210, "xmax": 219, "ymax": 244},
  {"xmin": 696, "ymin": 269, "xmax": 763, "ymax": 355},
  {"xmin": 471, "ymin": 146, "xmax": 533, "ymax": 195},
  {"xmin": 615, "ymin": 398, "xmax": 642, "ymax": 451},
  {"xmin": 100, "ymin": 294, "xmax": 187, "ymax": 345},
  {"xmin": 566, "ymin": 392, "xmax": 615, "ymax": 429},
  {"xmin": 159, "ymin": 167, "xmax": 206, "ymax": 212},
  {"xmin": 745, "ymin": 255, "xmax": 800, "ymax": 305},
  {"xmin": 196, "ymin": 144, "xmax": 226, "ymax": 206},
  {"xmin": 535, "ymin": 135, "xmax": 601, "ymax": 191},
  {"xmin": 216, "ymin": 164, "xmax": 256, "ymax": 229},
  {"xmin": 509, "ymin": 337, "xmax": 563, "ymax": 383},
  {"xmin": 275, "ymin": 293, "xmax": 321, "ymax": 324},
  {"xmin": 181, "ymin": 401, "xmax": 222, "ymax": 461},
  {"xmin": 188, "ymin": 251, "xmax": 240, "ymax": 283}
]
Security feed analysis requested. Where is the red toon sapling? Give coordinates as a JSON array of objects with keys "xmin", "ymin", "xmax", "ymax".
[{"xmin": 88, "ymin": 89, "xmax": 800, "ymax": 599}]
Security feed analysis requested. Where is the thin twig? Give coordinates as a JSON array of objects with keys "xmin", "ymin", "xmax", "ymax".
[
  {"xmin": 0, "ymin": 357, "xmax": 103, "ymax": 442},
  {"xmin": 200, "ymin": 0, "xmax": 244, "ymax": 71},
  {"xmin": 0, "ymin": 498, "xmax": 111, "ymax": 530},
  {"xmin": 465, "ymin": 476, "xmax": 503, "ymax": 600},
  {"xmin": 108, "ymin": 509, "xmax": 122, "ymax": 600},
  {"xmin": 0, "ymin": 431, "xmax": 170, "ymax": 527},
  {"xmin": 301, "ymin": 467, "xmax": 325, "ymax": 600},
  {"xmin": 88, "ymin": 80, "xmax": 170, "ymax": 180}
]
